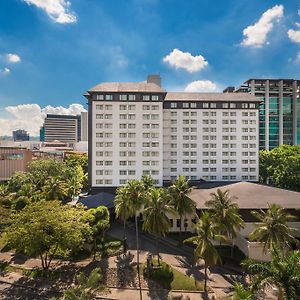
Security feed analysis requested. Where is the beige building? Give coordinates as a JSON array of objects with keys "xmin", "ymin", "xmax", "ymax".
[
  {"xmin": 172, "ymin": 182, "xmax": 300, "ymax": 261},
  {"xmin": 0, "ymin": 147, "xmax": 32, "ymax": 181}
]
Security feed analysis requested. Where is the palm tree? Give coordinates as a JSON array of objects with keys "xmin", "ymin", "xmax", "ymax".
[
  {"xmin": 184, "ymin": 211, "xmax": 226, "ymax": 292},
  {"xmin": 169, "ymin": 175, "xmax": 196, "ymax": 235},
  {"xmin": 114, "ymin": 185, "xmax": 132, "ymax": 241},
  {"xmin": 142, "ymin": 188, "xmax": 175, "ymax": 265},
  {"xmin": 242, "ymin": 250, "xmax": 300, "ymax": 300},
  {"xmin": 232, "ymin": 283, "xmax": 254, "ymax": 300},
  {"xmin": 43, "ymin": 177, "xmax": 68, "ymax": 201},
  {"xmin": 205, "ymin": 189, "xmax": 245, "ymax": 257},
  {"xmin": 141, "ymin": 175, "xmax": 155, "ymax": 191},
  {"xmin": 249, "ymin": 204, "xmax": 298, "ymax": 254},
  {"xmin": 126, "ymin": 179, "xmax": 147, "ymax": 300}
]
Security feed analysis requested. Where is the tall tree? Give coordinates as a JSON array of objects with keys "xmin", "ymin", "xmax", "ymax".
[
  {"xmin": 184, "ymin": 211, "xmax": 226, "ymax": 292},
  {"xmin": 250, "ymin": 204, "xmax": 298, "ymax": 254},
  {"xmin": 83, "ymin": 206, "xmax": 110, "ymax": 260},
  {"xmin": 114, "ymin": 185, "xmax": 132, "ymax": 241},
  {"xmin": 205, "ymin": 189, "xmax": 244, "ymax": 256},
  {"xmin": 243, "ymin": 250, "xmax": 300, "ymax": 300},
  {"xmin": 126, "ymin": 180, "xmax": 147, "ymax": 300},
  {"xmin": 169, "ymin": 176, "xmax": 196, "ymax": 234},
  {"xmin": 5, "ymin": 200, "xmax": 91, "ymax": 269},
  {"xmin": 142, "ymin": 188, "xmax": 175, "ymax": 265}
]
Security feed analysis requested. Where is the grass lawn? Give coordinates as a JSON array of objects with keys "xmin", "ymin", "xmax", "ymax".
[{"xmin": 144, "ymin": 259, "xmax": 205, "ymax": 291}]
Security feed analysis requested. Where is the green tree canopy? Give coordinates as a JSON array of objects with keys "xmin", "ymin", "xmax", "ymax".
[
  {"xmin": 169, "ymin": 175, "xmax": 196, "ymax": 234},
  {"xmin": 250, "ymin": 204, "xmax": 298, "ymax": 254},
  {"xmin": 184, "ymin": 211, "xmax": 226, "ymax": 291},
  {"xmin": 83, "ymin": 206, "xmax": 110, "ymax": 259},
  {"xmin": 242, "ymin": 250, "xmax": 300, "ymax": 300},
  {"xmin": 259, "ymin": 145, "xmax": 300, "ymax": 191},
  {"xmin": 5, "ymin": 200, "xmax": 91, "ymax": 269}
]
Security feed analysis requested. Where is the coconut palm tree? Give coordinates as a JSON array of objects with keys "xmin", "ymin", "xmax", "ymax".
[
  {"xmin": 114, "ymin": 185, "xmax": 132, "ymax": 241},
  {"xmin": 43, "ymin": 176, "xmax": 68, "ymax": 201},
  {"xmin": 169, "ymin": 175, "xmax": 196, "ymax": 235},
  {"xmin": 142, "ymin": 188, "xmax": 175, "ymax": 265},
  {"xmin": 126, "ymin": 179, "xmax": 147, "ymax": 300},
  {"xmin": 232, "ymin": 283, "xmax": 254, "ymax": 300},
  {"xmin": 242, "ymin": 250, "xmax": 300, "ymax": 300},
  {"xmin": 184, "ymin": 211, "xmax": 226, "ymax": 292},
  {"xmin": 249, "ymin": 204, "xmax": 298, "ymax": 254},
  {"xmin": 141, "ymin": 175, "xmax": 155, "ymax": 191},
  {"xmin": 205, "ymin": 189, "xmax": 245, "ymax": 256}
]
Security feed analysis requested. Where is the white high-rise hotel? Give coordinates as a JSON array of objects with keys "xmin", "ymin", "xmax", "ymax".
[{"xmin": 85, "ymin": 75, "xmax": 260, "ymax": 192}]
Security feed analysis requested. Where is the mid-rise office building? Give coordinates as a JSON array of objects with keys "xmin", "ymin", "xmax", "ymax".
[
  {"xmin": 234, "ymin": 79, "xmax": 300, "ymax": 150},
  {"xmin": 13, "ymin": 129, "xmax": 29, "ymax": 141},
  {"xmin": 41, "ymin": 114, "xmax": 81, "ymax": 143},
  {"xmin": 85, "ymin": 75, "xmax": 260, "ymax": 193}
]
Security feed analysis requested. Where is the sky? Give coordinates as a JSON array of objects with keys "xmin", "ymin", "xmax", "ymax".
[{"xmin": 0, "ymin": 0, "xmax": 300, "ymax": 136}]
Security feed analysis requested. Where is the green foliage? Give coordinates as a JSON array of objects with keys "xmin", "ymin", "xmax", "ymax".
[
  {"xmin": 5, "ymin": 200, "xmax": 91, "ymax": 269},
  {"xmin": 242, "ymin": 250, "xmax": 300, "ymax": 300},
  {"xmin": 145, "ymin": 260, "xmax": 173, "ymax": 281},
  {"xmin": 259, "ymin": 145, "xmax": 300, "ymax": 191},
  {"xmin": 184, "ymin": 211, "xmax": 226, "ymax": 291},
  {"xmin": 2, "ymin": 158, "xmax": 86, "ymax": 210},
  {"xmin": 233, "ymin": 283, "xmax": 254, "ymax": 300},
  {"xmin": 250, "ymin": 204, "xmax": 298, "ymax": 254},
  {"xmin": 169, "ymin": 176, "xmax": 196, "ymax": 233},
  {"xmin": 63, "ymin": 268, "xmax": 103, "ymax": 300},
  {"xmin": 83, "ymin": 206, "xmax": 110, "ymax": 258},
  {"xmin": 205, "ymin": 189, "xmax": 245, "ymax": 240}
]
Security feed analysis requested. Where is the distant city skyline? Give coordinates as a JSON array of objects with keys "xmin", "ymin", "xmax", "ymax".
[{"xmin": 1, "ymin": 0, "xmax": 300, "ymax": 135}]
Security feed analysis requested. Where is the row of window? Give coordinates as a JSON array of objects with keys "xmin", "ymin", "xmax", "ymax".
[
  {"xmin": 167, "ymin": 159, "xmax": 256, "ymax": 164},
  {"xmin": 96, "ymin": 94, "xmax": 159, "ymax": 101},
  {"xmin": 169, "ymin": 102, "xmax": 256, "ymax": 109}
]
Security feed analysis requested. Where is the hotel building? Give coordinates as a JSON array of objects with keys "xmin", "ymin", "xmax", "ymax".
[
  {"xmin": 234, "ymin": 79, "xmax": 300, "ymax": 150},
  {"xmin": 85, "ymin": 75, "xmax": 260, "ymax": 193}
]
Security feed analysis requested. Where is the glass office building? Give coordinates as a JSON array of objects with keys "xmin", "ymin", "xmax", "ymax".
[{"xmin": 235, "ymin": 79, "xmax": 300, "ymax": 150}]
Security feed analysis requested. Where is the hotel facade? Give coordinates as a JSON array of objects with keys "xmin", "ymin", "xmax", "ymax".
[{"xmin": 85, "ymin": 75, "xmax": 260, "ymax": 193}]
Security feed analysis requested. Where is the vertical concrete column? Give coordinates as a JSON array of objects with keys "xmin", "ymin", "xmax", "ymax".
[
  {"xmin": 292, "ymin": 80, "xmax": 298, "ymax": 145},
  {"xmin": 251, "ymin": 80, "xmax": 255, "ymax": 95},
  {"xmin": 265, "ymin": 80, "xmax": 270, "ymax": 150},
  {"xmin": 279, "ymin": 80, "xmax": 283, "ymax": 145}
]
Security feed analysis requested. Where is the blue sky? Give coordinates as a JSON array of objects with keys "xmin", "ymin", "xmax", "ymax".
[{"xmin": 0, "ymin": 0, "xmax": 300, "ymax": 135}]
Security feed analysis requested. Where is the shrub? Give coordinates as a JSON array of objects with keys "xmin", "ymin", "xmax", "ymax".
[{"xmin": 144, "ymin": 260, "xmax": 173, "ymax": 281}]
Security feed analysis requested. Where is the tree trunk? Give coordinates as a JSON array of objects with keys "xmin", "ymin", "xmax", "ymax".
[
  {"xmin": 123, "ymin": 205, "xmax": 126, "ymax": 240},
  {"xmin": 156, "ymin": 235, "xmax": 160, "ymax": 266},
  {"xmin": 230, "ymin": 239, "xmax": 235, "ymax": 259},
  {"xmin": 278, "ymin": 287, "xmax": 284, "ymax": 300},
  {"xmin": 135, "ymin": 214, "xmax": 142, "ymax": 300},
  {"xmin": 93, "ymin": 238, "xmax": 97, "ymax": 261},
  {"xmin": 204, "ymin": 263, "xmax": 207, "ymax": 292},
  {"xmin": 179, "ymin": 215, "xmax": 182, "ymax": 236},
  {"xmin": 40, "ymin": 254, "xmax": 45, "ymax": 270}
]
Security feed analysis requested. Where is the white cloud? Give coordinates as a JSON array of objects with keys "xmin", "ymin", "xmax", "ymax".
[
  {"xmin": 163, "ymin": 49, "xmax": 208, "ymax": 73},
  {"xmin": 0, "ymin": 68, "xmax": 10, "ymax": 75},
  {"xmin": 241, "ymin": 5, "xmax": 284, "ymax": 47},
  {"xmin": 184, "ymin": 80, "xmax": 219, "ymax": 92},
  {"xmin": 288, "ymin": 29, "xmax": 300, "ymax": 43},
  {"xmin": 6, "ymin": 53, "xmax": 21, "ymax": 63},
  {"xmin": 23, "ymin": 0, "xmax": 77, "ymax": 24},
  {"xmin": 0, "ymin": 103, "xmax": 86, "ymax": 136}
]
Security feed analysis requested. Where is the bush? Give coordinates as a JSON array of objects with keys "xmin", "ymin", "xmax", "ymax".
[{"xmin": 144, "ymin": 260, "xmax": 173, "ymax": 281}]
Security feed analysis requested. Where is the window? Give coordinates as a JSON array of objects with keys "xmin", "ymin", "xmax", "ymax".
[
  {"xmin": 143, "ymin": 95, "xmax": 150, "ymax": 101},
  {"xmin": 119, "ymin": 94, "xmax": 127, "ymax": 101},
  {"xmin": 210, "ymin": 103, "xmax": 216, "ymax": 108},
  {"xmin": 96, "ymin": 161, "xmax": 103, "ymax": 166},
  {"xmin": 105, "ymin": 95, "xmax": 113, "ymax": 100},
  {"xmin": 203, "ymin": 103, "xmax": 209, "ymax": 108},
  {"xmin": 96, "ymin": 104, "xmax": 103, "ymax": 110},
  {"xmin": 230, "ymin": 103, "xmax": 236, "ymax": 108},
  {"xmin": 190, "ymin": 103, "xmax": 197, "ymax": 108},
  {"xmin": 183, "ymin": 103, "xmax": 189, "ymax": 108},
  {"xmin": 170, "ymin": 102, "xmax": 177, "ymax": 108},
  {"xmin": 128, "ymin": 94, "xmax": 136, "ymax": 101},
  {"xmin": 222, "ymin": 103, "xmax": 229, "ymax": 108},
  {"xmin": 96, "ymin": 94, "xmax": 104, "ymax": 100},
  {"xmin": 152, "ymin": 95, "xmax": 159, "ymax": 101}
]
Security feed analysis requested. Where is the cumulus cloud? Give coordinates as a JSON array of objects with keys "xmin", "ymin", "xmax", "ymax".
[
  {"xmin": 6, "ymin": 53, "xmax": 21, "ymax": 63},
  {"xmin": 0, "ymin": 68, "xmax": 10, "ymax": 75},
  {"xmin": 184, "ymin": 80, "xmax": 219, "ymax": 92},
  {"xmin": 22, "ymin": 0, "xmax": 77, "ymax": 24},
  {"xmin": 241, "ymin": 5, "xmax": 284, "ymax": 47},
  {"xmin": 288, "ymin": 10, "xmax": 300, "ymax": 43},
  {"xmin": 0, "ymin": 103, "xmax": 86, "ymax": 136},
  {"xmin": 163, "ymin": 49, "xmax": 208, "ymax": 73}
]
